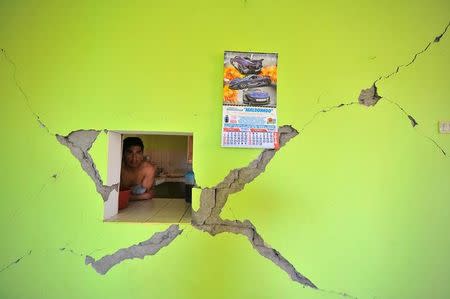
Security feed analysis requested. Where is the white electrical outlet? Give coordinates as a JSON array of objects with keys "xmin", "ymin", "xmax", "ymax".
[{"xmin": 439, "ymin": 121, "xmax": 450, "ymax": 134}]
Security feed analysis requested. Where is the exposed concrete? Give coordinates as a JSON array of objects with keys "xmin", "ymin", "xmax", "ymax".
[
  {"xmin": 192, "ymin": 125, "xmax": 318, "ymax": 289},
  {"xmin": 358, "ymin": 84, "xmax": 418, "ymax": 128},
  {"xmin": 318, "ymin": 288, "xmax": 358, "ymax": 299},
  {"xmin": 56, "ymin": 130, "xmax": 118, "ymax": 201},
  {"xmin": 0, "ymin": 250, "xmax": 32, "ymax": 273},
  {"xmin": 193, "ymin": 125, "xmax": 299, "ymax": 226},
  {"xmin": 85, "ymin": 225, "xmax": 182, "ymax": 275},
  {"xmin": 358, "ymin": 84, "xmax": 381, "ymax": 107},
  {"xmin": 55, "ymin": 126, "xmax": 316, "ymax": 285},
  {"xmin": 44, "ymin": 20, "xmax": 448, "ymax": 292},
  {"xmin": 358, "ymin": 21, "xmax": 450, "ymax": 156}
]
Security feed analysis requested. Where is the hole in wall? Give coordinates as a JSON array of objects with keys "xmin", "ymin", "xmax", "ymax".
[{"xmin": 104, "ymin": 130, "xmax": 194, "ymax": 224}]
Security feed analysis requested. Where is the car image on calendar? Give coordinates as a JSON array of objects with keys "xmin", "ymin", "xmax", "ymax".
[
  {"xmin": 229, "ymin": 74, "xmax": 271, "ymax": 90},
  {"xmin": 243, "ymin": 89, "xmax": 270, "ymax": 106}
]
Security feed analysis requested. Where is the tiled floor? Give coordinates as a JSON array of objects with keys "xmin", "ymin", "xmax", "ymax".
[{"xmin": 106, "ymin": 198, "xmax": 191, "ymax": 223}]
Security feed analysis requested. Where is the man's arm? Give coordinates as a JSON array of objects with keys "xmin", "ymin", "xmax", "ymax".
[
  {"xmin": 129, "ymin": 163, "xmax": 156, "ymax": 201},
  {"xmin": 141, "ymin": 163, "xmax": 156, "ymax": 190}
]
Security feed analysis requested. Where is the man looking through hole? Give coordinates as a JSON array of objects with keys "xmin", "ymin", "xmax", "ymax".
[{"xmin": 120, "ymin": 137, "xmax": 156, "ymax": 200}]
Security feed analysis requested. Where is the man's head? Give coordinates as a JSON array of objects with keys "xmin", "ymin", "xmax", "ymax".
[{"xmin": 123, "ymin": 137, "xmax": 144, "ymax": 168}]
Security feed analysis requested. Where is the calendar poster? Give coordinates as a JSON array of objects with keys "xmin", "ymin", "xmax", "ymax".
[{"xmin": 222, "ymin": 50, "xmax": 278, "ymax": 148}]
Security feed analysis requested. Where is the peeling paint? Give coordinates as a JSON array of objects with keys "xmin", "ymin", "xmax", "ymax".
[
  {"xmin": 0, "ymin": 250, "xmax": 32, "ymax": 273},
  {"xmin": 56, "ymin": 130, "xmax": 118, "ymax": 201},
  {"xmin": 85, "ymin": 225, "xmax": 182, "ymax": 275},
  {"xmin": 192, "ymin": 125, "xmax": 318, "ymax": 288}
]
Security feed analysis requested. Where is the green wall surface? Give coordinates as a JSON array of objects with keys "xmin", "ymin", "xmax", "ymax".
[{"xmin": 1, "ymin": 1, "xmax": 449, "ymax": 298}]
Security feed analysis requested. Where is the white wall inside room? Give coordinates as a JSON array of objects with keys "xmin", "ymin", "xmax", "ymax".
[
  {"xmin": 123, "ymin": 134, "xmax": 190, "ymax": 175},
  {"xmin": 104, "ymin": 131, "xmax": 122, "ymax": 220}
]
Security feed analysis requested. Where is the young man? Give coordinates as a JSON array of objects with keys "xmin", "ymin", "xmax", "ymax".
[{"xmin": 120, "ymin": 137, "xmax": 156, "ymax": 200}]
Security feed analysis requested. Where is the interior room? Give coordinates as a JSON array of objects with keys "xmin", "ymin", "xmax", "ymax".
[{"xmin": 106, "ymin": 133, "xmax": 194, "ymax": 223}]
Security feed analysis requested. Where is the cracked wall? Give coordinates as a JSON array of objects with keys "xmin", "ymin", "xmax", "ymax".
[{"xmin": 1, "ymin": 1, "xmax": 450, "ymax": 299}]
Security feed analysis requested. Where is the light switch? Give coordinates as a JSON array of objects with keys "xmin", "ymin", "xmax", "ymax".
[{"xmin": 439, "ymin": 121, "xmax": 450, "ymax": 134}]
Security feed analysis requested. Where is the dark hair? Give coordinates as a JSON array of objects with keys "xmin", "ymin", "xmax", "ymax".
[{"xmin": 123, "ymin": 137, "xmax": 144, "ymax": 153}]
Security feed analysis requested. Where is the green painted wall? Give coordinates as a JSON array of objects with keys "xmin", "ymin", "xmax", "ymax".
[{"xmin": 1, "ymin": 1, "xmax": 449, "ymax": 298}]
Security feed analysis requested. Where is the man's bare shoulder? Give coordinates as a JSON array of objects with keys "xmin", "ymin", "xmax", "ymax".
[{"xmin": 140, "ymin": 161, "xmax": 156, "ymax": 174}]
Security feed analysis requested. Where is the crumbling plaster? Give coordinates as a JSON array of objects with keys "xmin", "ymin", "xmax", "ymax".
[
  {"xmin": 54, "ymin": 21, "xmax": 449, "ymax": 296},
  {"xmin": 0, "ymin": 16, "xmax": 449, "ymax": 299},
  {"xmin": 56, "ymin": 130, "xmax": 118, "ymax": 202},
  {"xmin": 85, "ymin": 224, "xmax": 183, "ymax": 275}
]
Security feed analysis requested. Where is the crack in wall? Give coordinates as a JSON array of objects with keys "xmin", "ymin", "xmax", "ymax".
[
  {"xmin": 56, "ymin": 130, "xmax": 118, "ymax": 201},
  {"xmin": 301, "ymin": 102, "xmax": 358, "ymax": 132},
  {"xmin": 318, "ymin": 288, "xmax": 359, "ymax": 299},
  {"xmin": 40, "ymin": 19, "xmax": 447, "ymax": 294},
  {"xmin": 53, "ymin": 131, "xmax": 185, "ymax": 277},
  {"xmin": 0, "ymin": 250, "xmax": 32, "ymax": 273},
  {"xmin": 58, "ymin": 244, "xmax": 107, "ymax": 259},
  {"xmin": 8, "ymin": 172, "xmax": 61, "ymax": 224},
  {"xmin": 357, "ymin": 83, "xmax": 418, "ymax": 130},
  {"xmin": 193, "ymin": 125, "xmax": 299, "ymax": 225},
  {"xmin": 192, "ymin": 125, "xmax": 318, "ymax": 289},
  {"xmin": 0, "ymin": 48, "xmax": 53, "ymax": 134},
  {"xmin": 195, "ymin": 219, "xmax": 317, "ymax": 288},
  {"xmin": 359, "ymin": 86, "xmax": 446, "ymax": 155},
  {"xmin": 374, "ymin": 21, "xmax": 450, "ymax": 84},
  {"xmin": 358, "ymin": 84, "xmax": 420, "ymax": 129},
  {"xmin": 356, "ymin": 23, "xmax": 449, "ymax": 155},
  {"xmin": 419, "ymin": 130, "xmax": 447, "ymax": 156},
  {"xmin": 85, "ymin": 225, "xmax": 182, "ymax": 275},
  {"xmin": 302, "ymin": 80, "xmax": 442, "ymax": 157},
  {"xmin": 358, "ymin": 82, "xmax": 418, "ymax": 128},
  {"xmin": 382, "ymin": 97, "xmax": 418, "ymax": 127},
  {"xmin": 59, "ymin": 247, "xmax": 85, "ymax": 258},
  {"xmin": 354, "ymin": 22, "xmax": 449, "ymax": 156}
]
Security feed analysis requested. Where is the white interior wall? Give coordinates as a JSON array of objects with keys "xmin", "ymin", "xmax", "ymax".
[{"xmin": 103, "ymin": 131, "xmax": 122, "ymax": 220}]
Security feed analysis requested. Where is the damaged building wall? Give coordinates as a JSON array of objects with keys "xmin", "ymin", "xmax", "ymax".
[{"xmin": 1, "ymin": 1, "xmax": 450, "ymax": 299}]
